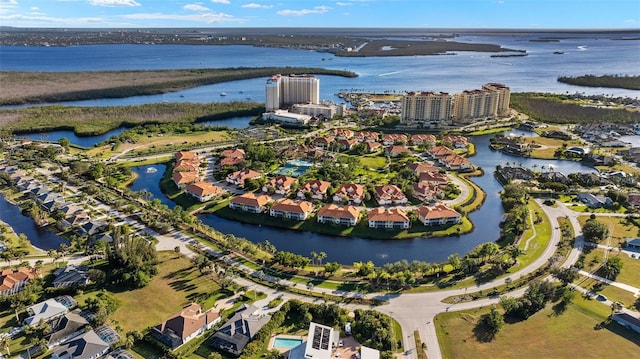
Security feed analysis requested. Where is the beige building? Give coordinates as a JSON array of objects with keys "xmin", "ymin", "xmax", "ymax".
[
  {"xmin": 483, "ymin": 83, "xmax": 511, "ymax": 116},
  {"xmin": 453, "ymin": 83, "xmax": 511, "ymax": 124},
  {"xmin": 291, "ymin": 103, "xmax": 346, "ymax": 119},
  {"xmin": 265, "ymin": 74, "xmax": 320, "ymax": 112},
  {"xmin": 400, "ymin": 91, "xmax": 452, "ymax": 128}
]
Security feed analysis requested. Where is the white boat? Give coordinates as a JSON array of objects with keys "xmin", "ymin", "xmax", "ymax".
[
  {"xmin": 220, "ymin": 92, "xmax": 227, "ymax": 96},
  {"xmin": 146, "ymin": 167, "xmax": 158, "ymax": 173}
]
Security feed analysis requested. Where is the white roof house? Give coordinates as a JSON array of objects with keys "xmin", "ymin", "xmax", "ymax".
[{"xmin": 24, "ymin": 298, "xmax": 69, "ymax": 326}]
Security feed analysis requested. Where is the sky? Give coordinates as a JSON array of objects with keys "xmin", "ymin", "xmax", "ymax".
[{"xmin": 0, "ymin": 0, "xmax": 639, "ymax": 29}]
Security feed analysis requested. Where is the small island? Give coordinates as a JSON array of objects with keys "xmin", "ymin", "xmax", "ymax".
[{"xmin": 557, "ymin": 74, "xmax": 640, "ymax": 90}]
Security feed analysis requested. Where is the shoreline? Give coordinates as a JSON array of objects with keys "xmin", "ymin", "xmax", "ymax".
[{"xmin": 0, "ymin": 193, "xmax": 49, "ymax": 253}]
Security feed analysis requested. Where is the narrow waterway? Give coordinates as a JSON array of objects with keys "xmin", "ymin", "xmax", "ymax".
[{"xmin": 0, "ymin": 194, "xmax": 69, "ymax": 251}]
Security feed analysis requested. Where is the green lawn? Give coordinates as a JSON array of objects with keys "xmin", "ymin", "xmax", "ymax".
[
  {"xmin": 359, "ymin": 155, "xmax": 387, "ymax": 169},
  {"xmin": 436, "ymin": 296, "xmax": 640, "ymax": 359},
  {"xmin": 577, "ymin": 215, "xmax": 640, "ymax": 243},
  {"xmin": 581, "ymin": 247, "xmax": 640, "ymax": 290},
  {"xmin": 575, "ymin": 275, "xmax": 638, "ymax": 309}
]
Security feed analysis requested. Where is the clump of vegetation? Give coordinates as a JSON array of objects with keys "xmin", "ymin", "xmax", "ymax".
[
  {"xmin": 557, "ymin": 74, "xmax": 640, "ymax": 90},
  {"xmin": 106, "ymin": 225, "xmax": 158, "ymax": 289}
]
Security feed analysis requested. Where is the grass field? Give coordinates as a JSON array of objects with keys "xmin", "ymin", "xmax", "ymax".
[
  {"xmin": 76, "ymin": 251, "xmax": 225, "ymax": 334},
  {"xmin": 359, "ymin": 155, "xmax": 387, "ymax": 169},
  {"xmin": 575, "ymin": 275, "xmax": 638, "ymax": 308},
  {"xmin": 436, "ymin": 296, "xmax": 640, "ymax": 359},
  {"xmin": 577, "ymin": 215, "xmax": 639, "ymax": 242},
  {"xmin": 581, "ymin": 247, "xmax": 640, "ymax": 290}
]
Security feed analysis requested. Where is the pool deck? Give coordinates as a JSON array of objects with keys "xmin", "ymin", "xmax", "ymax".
[{"xmin": 268, "ymin": 334, "xmax": 308, "ymax": 355}]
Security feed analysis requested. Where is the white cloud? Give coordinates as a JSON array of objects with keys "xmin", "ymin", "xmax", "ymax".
[
  {"xmin": 0, "ymin": 0, "xmax": 18, "ymax": 15},
  {"xmin": 624, "ymin": 19, "xmax": 638, "ymax": 24},
  {"xmin": 336, "ymin": 2, "xmax": 352, "ymax": 5},
  {"xmin": 0, "ymin": 13, "xmax": 116, "ymax": 26},
  {"xmin": 121, "ymin": 11, "xmax": 240, "ymax": 23},
  {"xmin": 184, "ymin": 3, "xmax": 210, "ymax": 11},
  {"xmin": 89, "ymin": 0, "xmax": 141, "ymax": 7},
  {"xmin": 30, "ymin": 6, "xmax": 39, "ymax": 10},
  {"xmin": 242, "ymin": 3, "xmax": 272, "ymax": 8},
  {"xmin": 211, "ymin": 0, "xmax": 230, "ymax": 4},
  {"xmin": 277, "ymin": 5, "xmax": 330, "ymax": 16}
]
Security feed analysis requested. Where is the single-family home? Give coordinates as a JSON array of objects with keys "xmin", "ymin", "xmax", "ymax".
[
  {"xmin": 226, "ymin": 169, "xmax": 262, "ymax": 187},
  {"xmin": 151, "ymin": 303, "xmax": 220, "ymax": 350},
  {"xmin": 23, "ymin": 296, "xmax": 75, "ymax": 327},
  {"xmin": 367, "ymin": 208, "xmax": 410, "ymax": 229},
  {"xmin": 625, "ymin": 238, "xmax": 640, "ymax": 251},
  {"xmin": 175, "ymin": 151, "xmax": 198, "ymax": 162},
  {"xmin": 329, "ymin": 128, "xmax": 355, "ymax": 139},
  {"xmin": 297, "ymin": 180, "xmax": 331, "ymax": 200},
  {"xmin": 228, "ymin": 193, "xmax": 273, "ymax": 213},
  {"xmin": 316, "ymin": 204, "xmax": 360, "ymax": 226},
  {"xmin": 366, "ymin": 142, "xmax": 382, "ymax": 153},
  {"xmin": 374, "ymin": 185, "xmax": 408, "ymax": 205},
  {"xmin": 78, "ymin": 220, "xmax": 107, "ymax": 237},
  {"xmin": 610, "ymin": 312, "xmax": 640, "ymax": 334},
  {"xmin": 262, "ymin": 176, "xmax": 297, "ymax": 195},
  {"xmin": 538, "ymin": 171, "xmax": 568, "ymax": 184},
  {"xmin": 413, "ymin": 182, "xmax": 442, "ymax": 203},
  {"xmin": 47, "ymin": 309, "xmax": 90, "ymax": 348},
  {"xmin": 312, "ymin": 136, "xmax": 334, "ymax": 150},
  {"xmin": 172, "ymin": 171, "xmax": 200, "ymax": 189},
  {"xmin": 185, "ymin": 182, "xmax": 226, "ymax": 202},
  {"xmin": 417, "ymin": 204, "xmax": 462, "ymax": 226},
  {"xmin": 285, "ymin": 322, "xmax": 340, "ymax": 359},
  {"xmin": 337, "ymin": 138, "xmax": 358, "ymax": 151},
  {"xmin": 628, "ymin": 193, "xmax": 640, "ymax": 208},
  {"xmin": 52, "ymin": 265, "xmax": 90, "ymax": 288},
  {"xmin": 219, "ymin": 149, "xmax": 245, "ymax": 167},
  {"xmin": 63, "ymin": 211, "xmax": 90, "ymax": 228},
  {"xmin": 50, "ymin": 326, "xmax": 115, "ymax": 359},
  {"xmin": 269, "ymin": 199, "xmax": 314, "ymax": 220},
  {"xmin": 385, "ymin": 145, "xmax": 412, "ymax": 157},
  {"xmin": 209, "ymin": 305, "xmax": 271, "ymax": 356},
  {"xmin": 0, "ymin": 268, "xmax": 38, "ymax": 296},
  {"xmin": 333, "ymin": 183, "xmax": 365, "ymax": 204},
  {"xmin": 58, "ymin": 204, "xmax": 84, "ymax": 218},
  {"xmin": 576, "ymin": 193, "xmax": 613, "ymax": 208}
]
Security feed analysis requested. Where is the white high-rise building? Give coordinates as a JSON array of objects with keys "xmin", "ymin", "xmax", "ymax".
[
  {"xmin": 452, "ymin": 89, "xmax": 499, "ymax": 124},
  {"xmin": 482, "ymin": 83, "xmax": 511, "ymax": 116},
  {"xmin": 400, "ymin": 92, "xmax": 453, "ymax": 128},
  {"xmin": 265, "ymin": 74, "xmax": 320, "ymax": 112}
]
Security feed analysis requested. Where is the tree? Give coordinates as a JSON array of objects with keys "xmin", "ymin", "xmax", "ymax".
[
  {"xmin": 552, "ymin": 267, "xmax": 578, "ymax": 286},
  {"xmin": 481, "ymin": 305, "xmax": 504, "ymax": 334},
  {"xmin": 610, "ymin": 301, "xmax": 623, "ymax": 315},
  {"xmin": 0, "ymin": 335, "xmax": 9, "ymax": 357},
  {"xmin": 600, "ymin": 256, "xmax": 623, "ymax": 280},
  {"xmin": 447, "ymin": 253, "xmax": 462, "ymax": 270},
  {"xmin": 324, "ymin": 262, "xmax": 341, "ymax": 276},
  {"xmin": 582, "ymin": 219, "xmax": 609, "ymax": 243}
]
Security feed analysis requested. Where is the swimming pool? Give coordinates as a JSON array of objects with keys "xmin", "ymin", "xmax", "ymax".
[
  {"xmin": 273, "ymin": 337, "xmax": 303, "ymax": 349},
  {"xmin": 275, "ymin": 160, "xmax": 313, "ymax": 177}
]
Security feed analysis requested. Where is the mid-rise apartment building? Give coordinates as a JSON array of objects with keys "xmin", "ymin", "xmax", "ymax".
[
  {"xmin": 265, "ymin": 74, "xmax": 320, "ymax": 112},
  {"xmin": 400, "ymin": 92, "xmax": 453, "ymax": 128}
]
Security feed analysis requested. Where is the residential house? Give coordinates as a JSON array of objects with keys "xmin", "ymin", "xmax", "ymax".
[
  {"xmin": 367, "ymin": 208, "xmax": 410, "ymax": 229},
  {"xmin": 104, "ymin": 350, "xmax": 136, "ymax": 359},
  {"xmin": 63, "ymin": 211, "xmax": 90, "ymax": 228},
  {"xmin": 374, "ymin": 185, "xmax": 408, "ymax": 205},
  {"xmin": 297, "ymin": 180, "xmax": 331, "ymax": 200},
  {"xmin": 185, "ymin": 182, "xmax": 225, "ymax": 202},
  {"xmin": 625, "ymin": 238, "xmax": 640, "ymax": 251},
  {"xmin": 427, "ymin": 146, "xmax": 454, "ymax": 159},
  {"xmin": 576, "ymin": 193, "xmax": 613, "ymax": 208},
  {"xmin": 151, "ymin": 303, "xmax": 220, "ymax": 350},
  {"xmin": 0, "ymin": 268, "xmax": 37, "ymax": 296},
  {"xmin": 29, "ymin": 185, "xmax": 50, "ymax": 197},
  {"xmin": 228, "ymin": 193, "xmax": 272, "ymax": 213},
  {"xmin": 566, "ymin": 147, "xmax": 587, "ymax": 156},
  {"xmin": 175, "ymin": 151, "xmax": 198, "ymax": 163},
  {"xmin": 219, "ymin": 149, "xmax": 246, "ymax": 167},
  {"xmin": 413, "ymin": 182, "xmax": 442, "ymax": 203},
  {"xmin": 628, "ymin": 193, "xmax": 640, "ymax": 208},
  {"xmin": 312, "ymin": 136, "xmax": 334, "ymax": 150},
  {"xmin": 337, "ymin": 138, "xmax": 358, "ymax": 151},
  {"xmin": 417, "ymin": 204, "xmax": 462, "ymax": 226},
  {"xmin": 47, "ymin": 309, "xmax": 90, "ymax": 348},
  {"xmin": 604, "ymin": 171, "xmax": 638, "ymax": 186},
  {"xmin": 24, "ymin": 296, "xmax": 74, "ymax": 327},
  {"xmin": 440, "ymin": 154, "xmax": 473, "ymax": 171},
  {"xmin": 442, "ymin": 135, "xmax": 468, "ymax": 149},
  {"xmin": 410, "ymin": 134, "xmax": 437, "ymax": 146},
  {"xmin": 382, "ymin": 133, "xmax": 408, "ymax": 146},
  {"xmin": 50, "ymin": 327, "xmax": 113, "ymax": 359},
  {"xmin": 408, "ymin": 162, "xmax": 440, "ymax": 176},
  {"xmin": 209, "ymin": 305, "xmax": 271, "ymax": 356},
  {"xmin": 226, "ymin": 169, "xmax": 262, "ymax": 187},
  {"xmin": 366, "ymin": 142, "xmax": 382, "ymax": 153},
  {"xmin": 333, "ymin": 183, "xmax": 365, "ymax": 204},
  {"xmin": 385, "ymin": 145, "xmax": 412, "ymax": 157},
  {"xmin": 173, "ymin": 159, "xmax": 199, "ymax": 173},
  {"xmin": 37, "ymin": 192, "xmax": 64, "ymax": 212},
  {"xmin": 496, "ymin": 167, "xmax": 534, "ymax": 183},
  {"xmin": 329, "ymin": 128, "xmax": 355, "ymax": 139},
  {"xmin": 355, "ymin": 131, "xmax": 380, "ymax": 143},
  {"xmin": 269, "ymin": 199, "xmax": 314, "ymax": 220},
  {"xmin": 316, "ymin": 204, "xmax": 360, "ymax": 226},
  {"xmin": 53, "ymin": 265, "xmax": 90, "ymax": 288},
  {"xmin": 262, "ymin": 176, "xmax": 297, "ymax": 195},
  {"xmin": 418, "ymin": 171, "xmax": 449, "ymax": 186},
  {"xmin": 538, "ymin": 171, "xmax": 568, "ymax": 184},
  {"xmin": 172, "ymin": 171, "xmax": 199, "ymax": 189},
  {"xmin": 78, "ymin": 220, "xmax": 107, "ymax": 237},
  {"xmin": 58, "ymin": 204, "xmax": 84, "ymax": 218},
  {"xmin": 610, "ymin": 313, "xmax": 640, "ymax": 334},
  {"xmin": 360, "ymin": 346, "xmax": 381, "ymax": 359},
  {"xmin": 286, "ymin": 322, "xmax": 340, "ymax": 359}
]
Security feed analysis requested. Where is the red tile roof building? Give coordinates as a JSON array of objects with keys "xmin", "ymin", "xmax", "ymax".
[
  {"xmin": 151, "ymin": 303, "xmax": 221, "ymax": 350},
  {"xmin": 416, "ymin": 204, "xmax": 462, "ymax": 226},
  {"xmin": 297, "ymin": 180, "xmax": 331, "ymax": 200},
  {"xmin": 0, "ymin": 268, "xmax": 38, "ymax": 295},
  {"xmin": 226, "ymin": 169, "xmax": 262, "ymax": 187},
  {"xmin": 172, "ymin": 171, "xmax": 200, "ymax": 189},
  {"xmin": 410, "ymin": 134, "xmax": 437, "ymax": 146},
  {"xmin": 408, "ymin": 162, "xmax": 440, "ymax": 176},
  {"xmin": 262, "ymin": 176, "xmax": 297, "ymax": 195},
  {"xmin": 333, "ymin": 183, "xmax": 365, "ymax": 204},
  {"xmin": 269, "ymin": 199, "xmax": 314, "ymax": 220},
  {"xmin": 413, "ymin": 182, "xmax": 443, "ymax": 203},
  {"xmin": 228, "ymin": 193, "xmax": 273, "ymax": 213},
  {"xmin": 367, "ymin": 208, "xmax": 410, "ymax": 229},
  {"xmin": 374, "ymin": 185, "xmax": 408, "ymax": 205},
  {"xmin": 316, "ymin": 204, "xmax": 360, "ymax": 226},
  {"xmin": 185, "ymin": 182, "xmax": 226, "ymax": 202}
]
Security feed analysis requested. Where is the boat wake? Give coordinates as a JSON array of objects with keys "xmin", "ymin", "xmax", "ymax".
[{"xmin": 379, "ymin": 70, "xmax": 406, "ymax": 77}]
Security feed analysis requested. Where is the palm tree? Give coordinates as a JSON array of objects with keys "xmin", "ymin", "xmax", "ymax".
[
  {"xmin": 317, "ymin": 252, "xmax": 327, "ymax": 268},
  {"xmin": 0, "ymin": 335, "xmax": 10, "ymax": 357}
]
